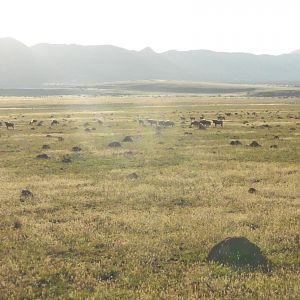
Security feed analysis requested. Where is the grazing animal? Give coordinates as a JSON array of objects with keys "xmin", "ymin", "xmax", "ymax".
[
  {"xmin": 158, "ymin": 120, "xmax": 166, "ymax": 127},
  {"xmin": 217, "ymin": 115, "xmax": 225, "ymax": 120},
  {"xmin": 198, "ymin": 123, "xmax": 207, "ymax": 130},
  {"xmin": 180, "ymin": 116, "xmax": 186, "ymax": 121},
  {"xmin": 190, "ymin": 116, "xmax": 196, "ymax": 121},
  {"xmin": 191, "ymin": 120, "xmax": 200, "ymax": 127},
  {"xmin": 158, "ymin": 120, "xmax": 175, "ymax": 127},
  {"xmin": 199, "ymin": 120, "xmax": 211, "ymax": 127},
  {"xmin": 147, "ymin": 119, "xmax": 158, "ymax": 126},
  {"xmin": 165, "ymin": 120, "xmax": 175, "ymax": 127},
  {"xmin": 4, "ymin": 121, "xmax": 14, "ymax": 129},
  {"xmin": 138, "ymin": 119, "xmax": 144, "ymax": 125},
  {"xmin": 51, "ymin": 120, "xmax": 59, "ymax": 126},
  {"xmin": 29, "ymin": 119, "xmax": 38, "ymax": 125},
  {"xmin": 212, "ymin": 119, "xmax": 223, "ymax": 127}
]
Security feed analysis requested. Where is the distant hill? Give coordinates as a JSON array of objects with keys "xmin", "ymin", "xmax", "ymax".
[
  {"xmin": 1, "ymin": 38, "xmax": 300, "ymax": 87},
  {"xmin": 0, "ymin": 38, "xmax": 44, "ymax": 87}
]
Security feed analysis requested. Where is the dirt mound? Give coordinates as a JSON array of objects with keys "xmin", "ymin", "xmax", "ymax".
[
  {"xmin": 230, "ymin": 140, "xmax": 242, "ymax": 146},
  {"xmin": 248, "ymin": 187, "xmax": 257, "ymax": 193},
  {"xmin": 72, "ymin": 146, "xmax": 82, "ymax": 152},
  {"xmin": 20, "ymin": 189, "xmax": 34, "ymax": 202},
  {"xmin": 108, "ymin": 141, "xmax": 121, "ymax": 148},
  {"xmin": 36, "ymin": 154, "xmax": 49, "ymax": 159},
  {"xmin": 128, "ymin": 172, "xmax": 139, "ymax": 179},
  {"xmin": 249, "ymin": 141, "xmax": 261, "ymax": 147},
  {"xmin": 260, "ymin": 124, "xmax": 271, "ymax": 129},
  {"xmin": 100, "ymin": 271, "xmax": 118, "ymax": 281},
  {"xmin": 20, "ymin": 189, "xmax": 33, "ymax": 198},
  {"xmin": 123, "ymin": 136, "xmax": 133, "ymax": 142},
  {"xmin": 124, "ymin": 151, "xmax": 134, "ymax": 157},
  {"xmin": 206, "ymin": 237, "xmax": 269, "ymax": 270},
  {"xmin": 62, "ymin": 156, "xmax": 72, "ymax": 163}
]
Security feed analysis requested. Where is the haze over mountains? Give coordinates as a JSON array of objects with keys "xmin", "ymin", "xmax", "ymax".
[{"xmin": 1, "ymin": 37, "xmax": 300, "ymax": 88}]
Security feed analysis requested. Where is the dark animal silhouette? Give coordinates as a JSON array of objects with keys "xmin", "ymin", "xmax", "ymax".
[
  {"xmin": 212, "ymin": 119, "xmax": 223, "ymax": 127},
  {"xmin": 4, "ymin": 121, "xmax": 14, "ymax": 129},
  {"xmin": 199, "ymin": 120, "xmax": 211, "ymax": 127},
  {"xmin": 191, "ymin": 120, "xmax": 200, "ymax": 127},
  {"xmin": 147, "ymin": 119, "xmax": 158, "ymax": 126},
  {"xmin": 51, "ymin": 119, "xmax": 59, "ymax": 126}
]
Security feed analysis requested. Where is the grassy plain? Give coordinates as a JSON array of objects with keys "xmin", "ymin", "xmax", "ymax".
[{"xmin": 0, "ymin": 94, "xmax": 299, "ymax": 299}]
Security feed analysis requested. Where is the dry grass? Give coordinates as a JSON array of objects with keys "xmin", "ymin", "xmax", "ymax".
[{"xmin": 0, "ymin": 95, "xmax": 299, "ymax": 299}]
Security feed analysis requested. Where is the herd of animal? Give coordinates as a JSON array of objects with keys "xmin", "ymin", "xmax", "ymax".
[
  {"xmin": 190, "ymin": 118, "xmax": 223, "ymax": 128},
  {"xmin": 138, "ymin": 119, "xmax": 175, "ymax": 127},
  {"xmin": 2, "ymin": 108, "xmax": 299, "ymax": 133},
  {"xmin": 1, "ymin": 119, "xmax": 60, "ymax": 130},
  {"xmin": 186, "ymin": 115, "xmax": 224, "ymax": 128},
  {"xmin": 138, "ymin": 115, "xmax": 225, "ymax": 129},
  {"xmin": 1, "ymin": 114, "xmax": 225, "ymax": 131}
]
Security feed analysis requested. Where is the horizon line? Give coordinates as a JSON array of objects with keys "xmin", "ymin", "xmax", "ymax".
[{"xmin": 0, "ymin": 36, "xmax": 298, "ymax": 57}]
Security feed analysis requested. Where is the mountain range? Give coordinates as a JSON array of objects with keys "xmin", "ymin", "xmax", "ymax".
[{"xmin": 1, "ymin": 37, "xmax": 300, "ymax": 87}]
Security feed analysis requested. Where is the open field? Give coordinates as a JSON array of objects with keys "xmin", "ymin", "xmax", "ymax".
[
  {"xmin": 0, "ymin": 95, "xmax": 299, "ymax": 299},
  {"xmin": 2, "ymin": 80, "xmax": 300, "ymax": 97}
]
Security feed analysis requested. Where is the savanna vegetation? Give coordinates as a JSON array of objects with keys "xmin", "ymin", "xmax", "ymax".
[{"xmin": 0, "ymin": 93, "xmax": 299, "ymax": 299}]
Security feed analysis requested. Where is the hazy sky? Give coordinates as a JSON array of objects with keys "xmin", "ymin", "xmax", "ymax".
[{"xmin": 0, "ymin": 0, "xmax": 299, "ymax": 54}]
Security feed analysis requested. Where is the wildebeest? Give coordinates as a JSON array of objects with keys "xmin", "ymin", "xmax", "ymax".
[
  {"xmin": 217, "ymin": 115, "xmax": 225, "ymax": 120},
  {"xmin": 199, "ymin": 120, "xmax": 211, "ymax": 127},
  {"xmin": 212, "ymin": 119, "xmax": 223, "ymax": 127},
  {"xmin": 51, "ymin": 120, "xmax": 59, "ymax": 126},
  {"xmin": 138, "ymin": 119, "xmax": 144, "ymax": 125},
  {"xmin": 158, "ymin": 120, "xmax": 175, "ymax": 127},
  {"xmin": 158, "ymin": 120, "xmax": 166, "ymax": 127},
  {"xmin": 4, "ymin": 121, "xmax": 14, "ymax": 129},
  {"xmin": 190, "ymin": 120, "xmax": 207, "ymax": 130},
  {"xmin": 147, "ymin": 119, "xmax": 158, "ymax": 126},
  {"xmin": 165, "ymin": 120, "xmax": 175, "ymax": 127},
  {"xmin": 191, "ymin": 120, "xmax": 200, "ymax": 127}
]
